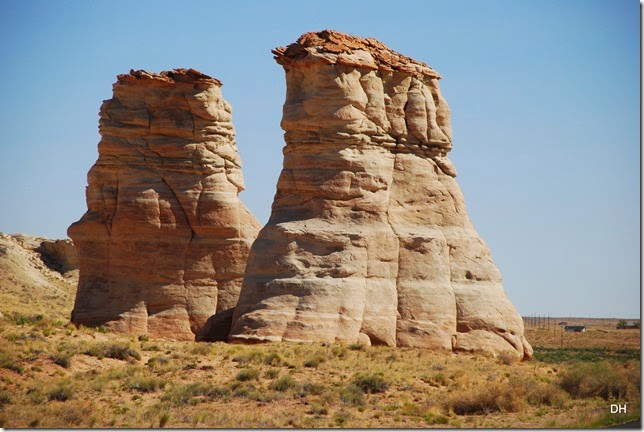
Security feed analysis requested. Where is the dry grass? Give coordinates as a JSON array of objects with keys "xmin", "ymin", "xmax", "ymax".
[
  {"xmin": 0, "ymin": 314, "xmax": 639, "ymax": 428},
  {"xmin": 525, "ymin": 318, "xmax": 641, "ymax": 350}
]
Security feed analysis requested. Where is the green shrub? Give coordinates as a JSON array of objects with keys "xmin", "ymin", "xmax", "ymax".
[
  {"xmin": 142, "ymin": 344, "xmax": 161, "ymax": 352},
  {"xmin": 146, "ymin": 355, "xmax": 169, "ymax": 366},
  {"xmin": 263, "ymin": 352, "xmax": 283, "ymax": 366},
  {"xmin": 424, "ymin": 412, "xmax": 449, "ymax": 425},
  {"xmin": 339, "ymin": 383, "xmax": 365, "ymax": 406},
  {"xmin": 27, "ymin": 386, "xmax": 45, "ymax": 404},
  {"xmin": 47, "ymin": 384, "xmax": 74, "ymax": 401},
  {"xmin": 304, "ymin": 355, "xmax": 326, "ymax": 368},
  {"xmin": 205, "ymin": 386, "xmax": 231, "ymax": 399},
  {"xmin": 126, "ymin": 375, "xmax": 166, "ymax": 393},
  {"xmin": 189, "ymin": 343, "xmax": 210, "ymax": 356},
  {"xmin": 331, "ymin": 346, "xmax": 348, "ymax": 359},
  {"xmin": 270, "ymin": 374, "xmax": 297, "ymax": 392},
  {"xmin": 232, "ymin": 350, "xmax": 263, "ymax": 366},
  {"xmin": 161, "ymin": 384, "xmax": 205, "ymax": 406},
  {"xmin": 231, "ymin": 382, "xmax": 255, "ymax": 398},
  {"xmin": 306, "ymin": 404, "xmax": 328, "ymax": 415},
  {"xmin": 335, "ymin": 410, "xmax": 350, "ymax": 426},
  {"xmin": 295, "ymin": 382, "xmax": 325, "ymax": 398},
  {"xmin": 235, "ymin": 368, "xmax": 260, "ymax": 382},
  {"xmin": 421, "ymin": 372, "xmax": 448, "ymax": 387},
  {"xmin": 8, "ymin": 313, "xmax": 44, "ymax": 326},
  {"xmin": 352, "ymin": 373, "xmax": 389, "ymax": 394},
  {"xmin": 264, "ymin": 368, "xmax": 280, "ymax": 379},
  {"xmin": 347, "ymin": 343, "xmax": 365, "ymax": 351},
  {"xmin": 231, "ymin": 382, "xmax": 276, "ymax": 402},
  {"xmin": 84, "ymin": 342, "xmax": 141, "ymax": 361},
  {"xmin": 534, "ymin": 347, "xmax": 640, "ymax": 363}
]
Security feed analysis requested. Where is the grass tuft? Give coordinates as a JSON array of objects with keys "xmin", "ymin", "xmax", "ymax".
[
  {"xmin": 347, "ymin": 343, "xmax": 365, "ymax": 351},
  {"xmin": 303, "ymin": 354, "xmax": 326, "ymax": 368},
  {"xmin": 339, "ymin": 383, "xmax": 365, "ymax": 407},
  {"xmin": 232, "ymin": 350, "xmax": 263, "ymax": 366},
  {"xmin": 558, "ymin": 361, "xmax": 639, "ymax": 400},
  {"xmin": 159, "ymin": 412, "xmax": 171, "ymax": 428},
  {"xmin": 270, "ymin": 374, "xmax": 297, "ymax": 392},
  {"xmin": 47, "ymin": 384, "xmax": 74, "ymax": 402},
  {"xmin": 235, "ymin": 368, "xmax": 260, "ymax": 382},
  {"xmin": 447, "ymin": 383, "xmax": 523, "ymax": 415},
  {"xmin": 263, "ymin": 352, "xmax": 283, "ymax": 366},
  {"xmin": 264, "ymin": 368, "xmax": 279, "ymax": 379},
  {"xmin": 424, "ymin": 412, "xmax": 449, "ymax": 425},
  {"xmin": 0, "ymin": 391, "xmax": 12, "ymax": 407},
  {"xmin": 0, "ymin": 349, "xmax": 23, "ymax": 374},
  {"xmin": 161, "ymin": 383, "xmax": 210, "ymax": 406},
  {"xmin": 50, "ymin": 352, "xmax": 72, "ymax": 368},
  {"xmin": 497, "ymin": 350, "xmax": 519, "ymax": 365},
  {"xmin": 352, "ymin": 373, "xmax": 389, "ymax": 393},
  {"xmin": 84, "ymin": 342, "xmax": 141, "ymax": 361},
  {"xmin": 126, "ymin": 375, "xmax": 166, "ymax": 393}
]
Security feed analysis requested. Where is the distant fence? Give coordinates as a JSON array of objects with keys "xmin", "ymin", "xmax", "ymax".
[
  {"xmin": 522, "ymin": 314, "xmax": 554, "ymax": 330},
  {"xmin": 522, "ymin": 314, "xmax": 569, "ymax": 348}
]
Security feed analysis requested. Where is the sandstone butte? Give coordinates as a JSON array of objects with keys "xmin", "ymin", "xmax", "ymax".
[
  {"xmin": 228, "ymin": 30, "xmax": 532, "ymax": 359},
  {"xmin": 68, "ymin": 69, "xmax": 261, "ymax": 340}
]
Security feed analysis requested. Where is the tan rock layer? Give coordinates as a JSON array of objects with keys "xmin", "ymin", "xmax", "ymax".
[
  {"xmin": 69, "ymin": 69, "xmax": 260, "ymax": 340},
  {"xmin": 273, "ymin": 30, "xmax": 455, "ymax": 177},
  {"xmin": 230, "ymin": 31, "xmax": 532, "ymax": 359}
]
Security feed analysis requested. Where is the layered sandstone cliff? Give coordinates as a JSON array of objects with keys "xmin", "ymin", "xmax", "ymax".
[
  {"xmin": 69, "ymin": 69, "xmax": 261, "ymax": 340},
  {"xmin": 229, "ymin": 31, "xmax": 531, "ymax": 359}
]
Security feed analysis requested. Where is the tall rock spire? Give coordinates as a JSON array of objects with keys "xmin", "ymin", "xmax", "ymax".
[
  {"xmin": 230, "ymin": 31, "xmax": 531, "ymax": 359},
  {"xmin": 69, "ymin": 69, "xmax": 261, "ymax": 340}
]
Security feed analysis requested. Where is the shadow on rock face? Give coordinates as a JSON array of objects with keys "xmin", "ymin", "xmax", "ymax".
[
  {"xmin": 36, "ymin": 239, "xmax": 79, "ymax": 274},
  {"xmin": 195, "ymin": 308, "xmax": 235, "ymax": 342}
]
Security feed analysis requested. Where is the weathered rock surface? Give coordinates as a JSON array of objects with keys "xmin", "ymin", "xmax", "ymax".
[
  {"xmin": 69, "ymin": 69, "xmax": 261, "ymax": 340},
  {"xmin": 229, "ymin": 30, "xmax": 532, "ymax": 359},
  {"xmin": 11, "ymin": 233, "xmax": 79, "ymax": 277},
  {"xmin": 36, "ymin": 239, "xmax": 79, "ymax": 275},
  {"xmin": 0, "ymin": 233, "xmax": 77, "ymax": 321}
]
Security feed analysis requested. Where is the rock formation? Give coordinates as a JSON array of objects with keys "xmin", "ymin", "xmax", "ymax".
[
  {"xmin": 36, "ymin": 239, "xmax": 79, "ymax": 275},
  {"xmin": 69, "ymin": 69, "xmax": 261, "ymax": 340},
  {"xmin": 0, "ymin": 233, "xmax": 78, "ymax": 321},
  {"xmin": 229, "ymin": 30, "xmax": 532, "ymax": 359},
  {"xmin": 11, "ymin": 234, "xmax": 79, "ymax": 276}
]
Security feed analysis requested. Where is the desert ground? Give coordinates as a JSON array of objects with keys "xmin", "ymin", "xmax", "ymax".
[{"xmin": 0, "ymin": 233, "xmax": 640, "ymax": 428}]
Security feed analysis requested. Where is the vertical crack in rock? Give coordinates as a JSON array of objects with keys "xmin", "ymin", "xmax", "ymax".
[
  {"xmin": 384, "ymin": 153, "xmax": 402, "ymax": 347},
  {"xmin": 230, "ymin": 30, "xmax": 532, "ymax": 359},
  {"xmin": 68, "ymin": 69, "xmax": 261, "ymax": 340}
]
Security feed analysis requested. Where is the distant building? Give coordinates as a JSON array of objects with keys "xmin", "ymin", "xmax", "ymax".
[
  {"xmin": 564, "ymin": 325, "xmax": 586, "ymax": 332},
  {"xmin": 558, "ymin": 321, "xmax": 568, "ymax": 326}
]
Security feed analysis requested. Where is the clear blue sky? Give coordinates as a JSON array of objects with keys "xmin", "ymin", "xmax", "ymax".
[{"xmin": 0, "ymin": 0, "xmax": 639, "ymax": 318}]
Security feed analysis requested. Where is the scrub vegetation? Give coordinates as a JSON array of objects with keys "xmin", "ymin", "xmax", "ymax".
[{"xmin": 0, "ymin": 313, "xmax": 639, "ymax": 428}]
